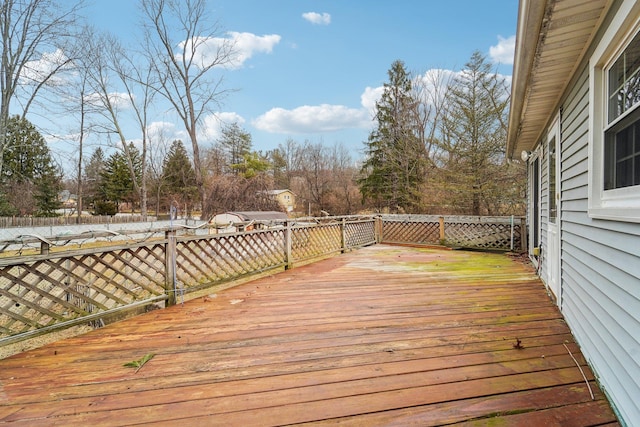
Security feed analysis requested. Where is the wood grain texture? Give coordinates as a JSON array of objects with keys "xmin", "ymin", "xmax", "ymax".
[{"xmin": 0, "ymin": 245, "xmax": 619, "ymax": 426}]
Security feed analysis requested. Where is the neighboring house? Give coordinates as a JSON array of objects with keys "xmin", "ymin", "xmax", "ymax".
[
  {"xmin": 508, "ymin": 1, "xmax": 640, "ymax": 424},
  {"xmin": 264, "ymin": 189, "xmax": 296, "ymax": 213},
  {"xmin": 58, "ymin": 190, "xmax": 77, "ymax": 208},
  {"xmin": 209, "ymin": 211, "xmax": 288, "ymax": 233}
]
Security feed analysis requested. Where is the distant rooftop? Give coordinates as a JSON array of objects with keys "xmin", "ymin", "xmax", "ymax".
[{"xmin": 228, "ymin": 211, "xmax": 288, "ymax": 221}]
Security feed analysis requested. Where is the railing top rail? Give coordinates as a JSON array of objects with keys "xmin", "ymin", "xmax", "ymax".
[
  {"xmin": 381, "ymin": 214, "xmax": 525, "ymax": 223},
  {"xmin": 0, "ymin": 216, "xmax": 378, "ymax": 247},
  {"xmin": 0, "ymin": 215, "xmax": 521, "ymax": 243}
]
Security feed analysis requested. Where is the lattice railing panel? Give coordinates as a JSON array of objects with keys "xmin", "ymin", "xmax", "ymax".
[
  {"xmin": 381, "ymin": 217, "xmax": 524, "ymax": 251},
  {"xmin": 382, "ymin": 220, "xmax": 440, "ymax": 244},
  {"xmin": 175, "ymin": 230, "xmax": 286, "ymax": 289},
  {"xmin": 1, "ymin": 216, "xmax": 525, "ymax": 343},
  {"xmin": 345, "ymin": 221, "xmax": 377, "ymax": 248},
  {"xmin": 0, "ymin": 244, "xmax": 166, "ymax": 338},
  {"xmin": 444, "ymin": 222, "xmax": 522, "ymax": 250},
  {"xmin": 291, "ymin": 224, "xmax": 341, "ymax": 261}
]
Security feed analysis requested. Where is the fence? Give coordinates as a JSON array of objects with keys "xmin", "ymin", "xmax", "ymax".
[
  {"xmin": 380, "ymin": 215, "xmax": 526, "ymax": 252},
  {"xmin": 0, "ymin": 215, "xmax": 156, "ymax": 228},
  {"xmin": 0, "ymin": 215, "xmax": 525, "ymax": 346},
  {"xmin": 0, "ymin": 217, "xmax": 377, "ymax": 345}
]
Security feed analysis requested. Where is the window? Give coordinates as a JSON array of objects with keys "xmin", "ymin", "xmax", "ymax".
[
  {"xmin": 604, "ymin": 115, "xmax": 640, "ymax": 189},
  {"xmin": 588, "ymin": 0, "xmax": 640, "ymax": 222},
  {"xmin": 605, "ymin": 30, "xmax": 640, "ymax": 190},
  {"xmin": 549, "ymin": 138, "xmax": 557, "ymax": 223},
  {"xmin": 530, "ymin": 155, "xmax": 540, "ymax": 251}
]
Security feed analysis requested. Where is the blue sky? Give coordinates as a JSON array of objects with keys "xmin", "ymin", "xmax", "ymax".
[{"xmin": 44, "ymin": 0, "xmax": 518, "ymax": 172}]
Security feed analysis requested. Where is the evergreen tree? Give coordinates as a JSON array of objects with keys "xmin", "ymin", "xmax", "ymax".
[
  {"xmin": 439, "ymin": 51, "xmax": 517, "ymax": 215},
  {"xmin": 232, "ymin": 151, "xmax": 271, "ymax": 179},
  {"xmin": 268, "ymin": 147, "xmax": 288, "ymax": 188},
  {"xmin": 162, "ymin": 140, "xmax": 198, "ymax": 215},
  {"xmin": 218, "ymin": 122, "xmax": 252, "ymax": 175},
  {"xmin": 33, "ymin": 163, "xmax": 63, "ymax": 217},
  {"xmin": 84, "ymin": 148, "xmax": 106, "ymax": 211},
  {"xmin": 1, "ymin": 116, "xmax": 62, "ymax": 216},
  {"xmin": 0, "ymin": 191, "xmax": 15, "ymax": 216},
  {"xmin": 100, "ymin": 143, "xmax": 142, "ymax": 212},
  {"xmin": 358, "ymin": 60, "xmax": 426, "ymax": 213}
]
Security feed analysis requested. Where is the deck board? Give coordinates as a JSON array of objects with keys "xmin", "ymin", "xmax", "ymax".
[{"xmin": 0, "ymin": 244, "xmax": 620, "ymax": 426}]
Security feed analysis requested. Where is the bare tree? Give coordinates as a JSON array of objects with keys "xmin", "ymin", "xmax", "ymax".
[
  {"xmin": 271, "ymin": 138, "xmax": 303, "ymax": 189},
  {"xmin": 299, "ymin": 141, "xmax": 334, "ymax": 215},
  {"xmin": 412, "ymin": 68, "xmax": 452, "ymax": 166},
  {"xmin": 59, "ymin": 27, "xmax": 104, "ymax": 220},
  {"xmin": 439, "ymin": 51, "xmax": 513, "ymax": 215},
  {"xmin": 202, "ymin": 144, "xmax": 227, "ymax": 178},
  {"xmin": 0, "ymin": 0, "xmax": 84, "ymax": 177},
  {"xmin": 140, "ymin": 0, "xmax": 236, "ymax": 217},
  {"xmin": 147, "ymin": 125, "xmax": 173, "ymax": 216},
  {"xmin": 329, "ymin": 143, "xmax": 360, "ymax": 215},
  {"xmin": 72, "ymin": 55, "xmax": 93, "ymax": 220},
  {"xmin": 206, "ymin": 173, "xmax": 279, "ymax": 215},
  {"xmin": 82, "ymin": 31, "xmax": 154, "ymax": 217},
  {"xmin": 109, "ymin": 35, "xmax": 157, "ymax": 219}
]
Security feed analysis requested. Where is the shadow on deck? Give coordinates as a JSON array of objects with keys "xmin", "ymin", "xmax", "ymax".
[{"xmin": 0, "ymin": 244, "xmax": 620, "ymax": 426}]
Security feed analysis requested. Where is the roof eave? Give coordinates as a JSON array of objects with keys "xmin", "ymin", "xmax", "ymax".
[{"xmin": 506, "ymin": 0, "xmax": 549, "ymax": 160}]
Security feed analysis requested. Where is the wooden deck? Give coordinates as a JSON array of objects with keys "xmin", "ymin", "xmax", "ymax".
[{"xmin": 0, "ymin": 244, "xmax": 619, "ymax": 426}]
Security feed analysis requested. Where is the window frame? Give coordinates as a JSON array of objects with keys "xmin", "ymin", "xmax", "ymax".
[
  {"xmin": 528, "ymin": 148, "xmax": 541, "ymax": 256},
  {"xmin": 549, "ymin": 133, "xmax": 558, "ymax": 224},
  {"xmin": 588, "ymin": 0, "xmax": 640, "ymax": 222}
]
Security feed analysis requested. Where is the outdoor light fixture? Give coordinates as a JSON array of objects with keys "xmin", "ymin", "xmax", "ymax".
[{"xmin": 521, "ymin": 150, "xmax": 532, "ymax": 162}]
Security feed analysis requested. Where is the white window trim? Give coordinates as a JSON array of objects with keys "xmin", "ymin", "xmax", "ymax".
[
  {"xmin": 588, "ymin": 0, "xmax": 640, "ymax": 223},
  {"xmin": 527, "ymin": 146, "xmax": 542, "ymax": 257}
]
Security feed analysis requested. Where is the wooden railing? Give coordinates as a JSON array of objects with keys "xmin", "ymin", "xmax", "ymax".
[
  {"xmin": 0, "ymin": 217, "xmax": 377, "ymax": 345},
  {"xmin": 380, "ymin": 215, "xmax": 526, "ymax": 252},
  {"xmin": 0, "ymin": 215, "xmax": 524, "ymax": 346}
]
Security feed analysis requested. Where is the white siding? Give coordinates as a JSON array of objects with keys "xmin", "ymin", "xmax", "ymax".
[{"xmin": 559, "ymin": 64, "xmax": 640, "ymax": 425}]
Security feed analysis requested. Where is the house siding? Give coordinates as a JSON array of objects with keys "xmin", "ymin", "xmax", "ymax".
[{"xmin": 558, "ymin": 61, "xmax": 640, "ymax": 424}]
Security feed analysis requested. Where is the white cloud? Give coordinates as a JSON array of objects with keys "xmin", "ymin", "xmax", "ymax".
[
  {"xmin": 361, "ymin": 69, "xmax": 459, "ymax": 117},
  {"xmin": 501, "ymin": 74, "xmax": 513, "ymax": 88},
  {"xmin": 253, "ymin": 104, "xmax": 369, "ymax": 134},
  {"xmin": 217, "ymin": 112, "xmax": 245, "ymax": 126},
  {"xmin": 20, "ymin": 48, "xmax": 71, "ymax": 86},
  {"xmin": 228, "ymin": 32, "xmax": 281, "ymax": 68},
  {"xmin": 413, "ymin": 68, "xmax": 459, "ymax": 106},
  {"xmin": 179, "ymin": 32, "xmax": 281, "ymax": 70},
  {"xmin": 200, "ymin": 112, "xmax": 245, "ymax": 142},
  {"xmin": 84, "ymin": 91, "xmax": 132, "ymax": 110},
  {"xmin": 147, "ymin": 121, "xmax": 177, "ymax": 142},
  {"xmin": 489, "ymin": 35, "xmax": 516, "ymax": 65},
  {"xmin": 252, "ymin": 60, "xmax": 511, "ymax": 137},
  {"xmin": 144, "ymin": 113, "xmax": 247, "ymax": 149},
  {"xmin": 302, "ymin": 12, "xmax": 331, "ymax": 25},
  {"xmin": 416, "ymin": 69, "xmax": 458, "ymax": 89},
  {"xmin": 361, "ymin": 86, "xmax": 383, "ymax": 116}
]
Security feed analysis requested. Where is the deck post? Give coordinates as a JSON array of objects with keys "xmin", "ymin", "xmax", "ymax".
[
  {"xmin": 284, "ymin": 221, "xmax": 292, "ymax": 270},
  {"xmin": 439, "ymin": 216, "xmax": 446, "ymax": 243},
  {"xmin": 520, "ymin": 217, "xmax": 528, "ymax": 253},
  {"xmin": 375, "ymin": 216, "xmax": 383, "ymax": 243},
  {"xmin": 341, "ymin": 218, "xmax": 347, "ymax": 252},
  {"xmin": 164, "ymin": 229, "xmax": 177, "ymax": 306}
]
